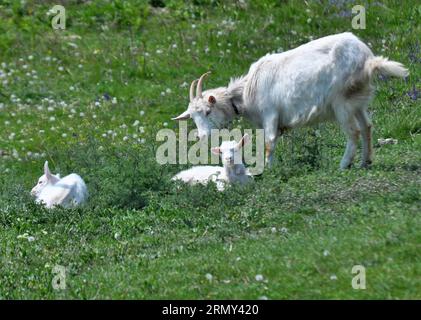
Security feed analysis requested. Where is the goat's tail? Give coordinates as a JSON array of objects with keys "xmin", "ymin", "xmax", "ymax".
[{"xmin": 364, "ymin": 56, "xmax": 409, "ymax": 79}]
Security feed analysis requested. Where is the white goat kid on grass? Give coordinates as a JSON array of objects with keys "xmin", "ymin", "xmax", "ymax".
[
  {"xmin": 173, "ymin": 32, "xmax": 409, "ymax": 169},
  {"xmin": 172, "ymin": 134, "xmax": 252, "ymax": 191},
  {"xmin": 31, "ymin": 161, "xmax": 88, "ymax": 208}
]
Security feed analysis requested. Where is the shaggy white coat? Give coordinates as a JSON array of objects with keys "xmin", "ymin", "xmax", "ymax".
[
  {"xmin": 174, "ymin": 32, "xmax": 409, "ymax": 169},
  {"xmin": 31, "ymin": 161, "xmax": 88, "ymax": 208}
]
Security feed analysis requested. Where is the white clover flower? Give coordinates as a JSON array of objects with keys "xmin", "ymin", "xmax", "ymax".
[
  {"xmin": 163, "ymin": 122, "xmax": 168, "ymax": 127},
  {"xmin": 132, "ymin": 120, "xmax": 140, "ymax": 127},
  {"xmin": 255, "ymin": 274, "xmax": 264, "ymax": 281},
  {"xmin": 330, "ymin": 275, "xmax": 337, "ymax": 281},
  {"xmin": 79, "ymin": 112, "xmax": 85, "ymax": 117},
  {"xmin": 323, "ymin": 250, "xmax": 330, "ymax": 257},
  {"xmin": 49, "ymin": 116, "xmax": 56, "ymax": 122},
  {"xmin": 58, "ymin": 66, "xmax": 64, "ymax": 71},
  {"xmin": 123, "ymin": 136, "xmax": 129, "ymax": 141},
  {"xmin": 165, "ymin": 88, "xmax": 172, "ymax": 94},
  {"xmin": 69, "ymin": 86, "xmax": 75, "ymax": 91},
  {"xmin": 172, "ymin": 44, "xmax": 177, "ymax": 49},
  {"xmin": 140, "ymin": 138, "xmax": 145, "ymax": 144},
  {"xmin": 140, "ymin": 110, "xmax": 145, "ymax": 116},
  {"xmin": 205, "ymin": 273, "xmax": 213, "ymax": 281},
  {"xmin": 111, "ymin": 97, "xmax": 117, "ymax": 104},
  {"xmin": 17, "ymin": 233, "xmax": 29, "ymax": 239},
  {"xmin": 28, "ymin": 55, "xmax": 33, "ymax": 60},
  {"xmin": 94, "ymin": 101, "xmax": 101, "ymax": 107},
  {"xmin": 62, "ymin": 133, "xmax": 67, "ymax": 138},
  {"xmin": 156, "ymin": 49, "xmax": 163, "ymax": 54}
]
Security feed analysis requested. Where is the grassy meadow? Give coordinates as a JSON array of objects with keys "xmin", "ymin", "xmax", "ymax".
[{"xmin": 0, "ymin": 0, "xmax": 420, "ymax": 299}]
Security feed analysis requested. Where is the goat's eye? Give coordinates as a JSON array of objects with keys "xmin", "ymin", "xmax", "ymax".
[{"xmin": 38, "ymin": 181, "xmax": 42, "ymax": 184}]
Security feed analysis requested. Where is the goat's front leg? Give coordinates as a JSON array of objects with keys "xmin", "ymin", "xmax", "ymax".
[{"xmin": 264, "ymin": 116, "xmax": 279, "ymax": 167}]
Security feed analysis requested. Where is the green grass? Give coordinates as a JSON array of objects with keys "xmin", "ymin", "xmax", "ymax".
[{"xmin": 0, "ymin": 0, "xmax": 420, "ymax": 299}]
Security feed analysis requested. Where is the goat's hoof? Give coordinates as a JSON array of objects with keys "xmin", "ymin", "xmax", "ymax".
[
  {"xmin": 361, "ymin": 161, "xmax": 373, "ymax": 169},
  {"xmin": 340, "ymin": 163, "xmax": 353, "ymax": 170}
]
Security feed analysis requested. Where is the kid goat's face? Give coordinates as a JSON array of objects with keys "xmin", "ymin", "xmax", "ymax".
[
  {"xmin": 30, "ymin": 161, "xmax": 58, "ymax": 196},
  {"xmin": 211, "ymin": 134, "xmax": 250, "ymax": 167},
  {"xmin": 31, "ymin": 174, "xmax": 49, "ymax": 196}
]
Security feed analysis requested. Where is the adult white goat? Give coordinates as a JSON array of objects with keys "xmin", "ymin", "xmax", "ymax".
[
  {"xmin": 172, "ymin": 134, "xmax": 252, "ymax": 191},
  {"xmin": 31, "ymin": 161, "xmax": 88, "ymax": 208},
  {"xmin": 172, "ymin": 32, "xmax": 409, "ymax": 169}
]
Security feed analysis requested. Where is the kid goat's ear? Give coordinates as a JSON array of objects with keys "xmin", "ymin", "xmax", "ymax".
[
  {"xmin": 211, "ymin": 147, "xmax": 221, "ymax": 155},
  {"xmin": 208, "ymin": 95, "xmax": 216, "ymax": 104},
  {"xmin": 44, "ymin": 161, "xmax": 53, "ymax": 181},
  {"xmin": 237, "ymin": 134, "xmax": 250, "ymax": 149}
]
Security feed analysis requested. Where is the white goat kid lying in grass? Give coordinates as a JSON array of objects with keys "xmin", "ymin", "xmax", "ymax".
[
  {"xmin": 173, "ymin": 32, "xmax": 409, "ymax": 169},
  {"xmin": 172, "ymin": 134, "xmax": 252, "ymax": 191},
  {"xmin": 31, "ymin": 161, "xmax": 88, "ymax": 208}
]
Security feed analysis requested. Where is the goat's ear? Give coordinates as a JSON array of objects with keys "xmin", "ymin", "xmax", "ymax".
[
  {"xmin": 172, "ymin": 110, "xmax": 191, "ymax": 121},
  {"xmin": 237, "ymin": 134, "xmax": 250, "ymax": 149},
  {"xmin": 208, "ymin": 95, "xmax": 216, "ymax": 105},
  {"xmin": 211, "ymin": 147, "xmax": 221, "ymax": 155},
  {"xmin": 44, "ymin": 161, "xmax": 53, "ymax": 181}
]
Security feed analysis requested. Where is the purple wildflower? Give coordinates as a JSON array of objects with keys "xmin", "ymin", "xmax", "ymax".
[{"xmin": 407, "ymin": 85, "xmax": 419, "ymax": 101}]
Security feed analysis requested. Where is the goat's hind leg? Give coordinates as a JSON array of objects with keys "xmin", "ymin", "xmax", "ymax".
[
  {"xmin": 335, "ymin": 108, "xmax": 360, "ymax": 169},
  {"xmin": 355, "ymin": 109, "xmax": 373, "ymax": 168}
]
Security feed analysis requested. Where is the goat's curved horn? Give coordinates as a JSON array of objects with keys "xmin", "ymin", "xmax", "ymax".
[
  {"xmin": 196, "ymin": 71, "xmax": 211, "ymax": 98},
  {"xmin": 189, "ymin": 79, "xmax": 198, "ymax": 101}
]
